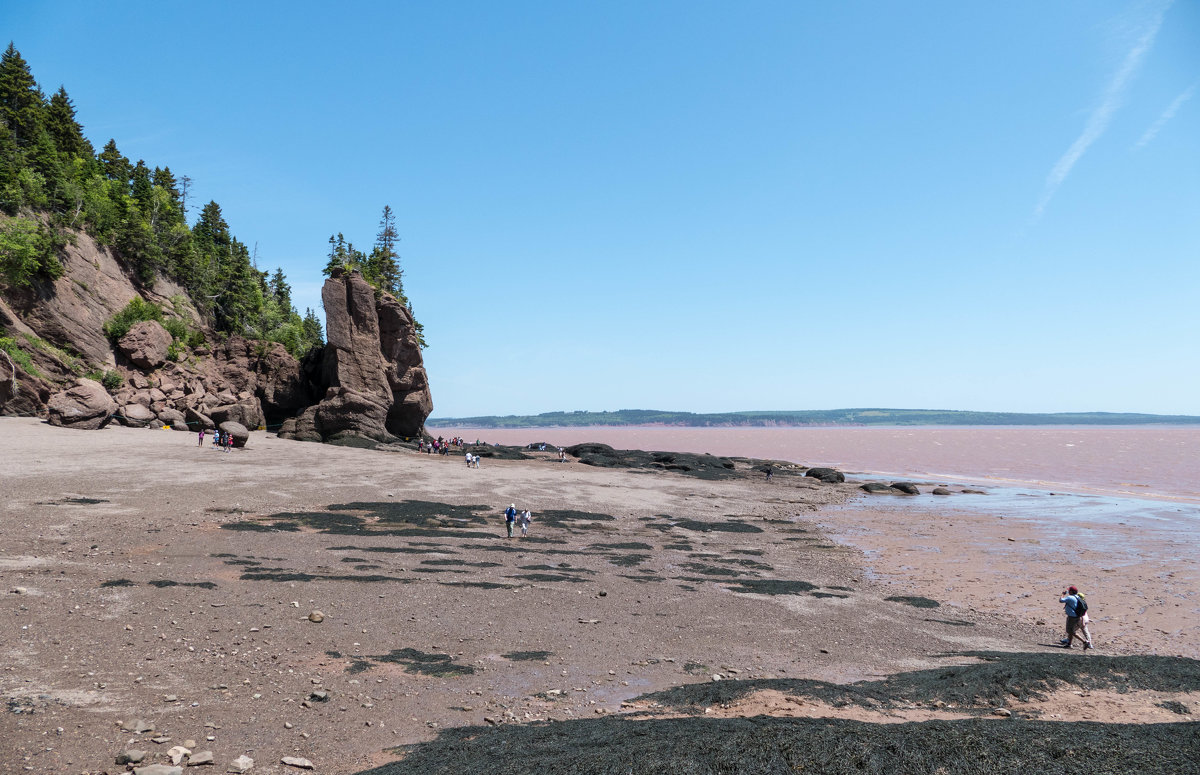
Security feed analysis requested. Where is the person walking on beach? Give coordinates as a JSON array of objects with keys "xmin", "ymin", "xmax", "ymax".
[
  {"xmin": 518, "ymin": 508, "xmax": 532, "ymax": 537},
  {"xmin": 1076, "ymin": 588, "xmax": 1095, "ymax": 648},
  {"xmin": 198, "ymin": 428, "xmax": 205, "ymax": 447},
  {"xmin": 466, "ymin": 450, "xmax": 473, "ymax": 467},
  {"xmin": 765, "ymin": 467, "xmax": 773, "ymax": 482},
  {"xmin": 1059, "ymin": 585, "xmax": 1092, "ymax": 650},
  {"xmin": 503, "ymin": 503, "xmax": 517, "ymax": 538}
]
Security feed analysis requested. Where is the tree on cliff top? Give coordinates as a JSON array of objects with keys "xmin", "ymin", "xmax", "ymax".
[
  {"xmin": 322, "ymin": 205, "xmax": 425, "ymax": 348},
  {"xmin": 0, "ymin": 43, "xmax": 323, "ymax": 358}
]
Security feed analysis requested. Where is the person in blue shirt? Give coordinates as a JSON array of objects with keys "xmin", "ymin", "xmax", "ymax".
[
  {"xmin": 1059, "ymin": 585, "xmax": 1092, "ymax": 650},
  {"xmin": 503, "ymin": 504, "xmax": 517, "ymax": 538}
]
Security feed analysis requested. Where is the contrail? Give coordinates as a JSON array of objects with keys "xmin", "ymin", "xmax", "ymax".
[
  {"xmin": 1033, "ymin": 1, "xmax": 1171, "ymax": 219},
  {"xmin": 1134, "ymin": 81, "xmax": 1198, "ymax": 149}
]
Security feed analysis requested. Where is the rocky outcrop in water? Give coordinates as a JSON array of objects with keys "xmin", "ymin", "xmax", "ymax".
[{"xmin": 278, "ymin": 269, "xmax": 432, "ymax": 444}]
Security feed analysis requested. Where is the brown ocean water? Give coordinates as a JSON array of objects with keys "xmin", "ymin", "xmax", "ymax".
[{"xmin": 447, "ymin": 425, "xmax": 1200, "ymax": 504}]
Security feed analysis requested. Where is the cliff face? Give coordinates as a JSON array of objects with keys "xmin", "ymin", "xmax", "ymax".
[
  {"xmin": 278, "ymin": 268, "xmax": 432, "ymax": 444},
  {"xmin": 1, "ymin": 232, "xmax": 431, "ymax": 442}
]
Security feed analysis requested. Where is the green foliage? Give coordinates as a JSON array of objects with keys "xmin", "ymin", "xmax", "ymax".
[
  {"xmin": 2, "ymin": 43, "xmax": 329, "ymax": 359},
  {"xmin": 323, "ymin": 206, "xmax": 424, "ymax": 349},
  {"xmin": 82, "ymin": 367, "xmax": 123, "ymax": 390},
  {"xmin": 0, "ymin": 334, "xmax": 39, "ymax": 376},
  {"xmin": 162, "ymin": 316, "xmax": 188, "ymax": 341},
  {"xmin": 103, "ymin": 296, "xmax": 163, "ymax": 340},
  {"xmin": 0, "ymin": 215, "xmax": 62, "ymax": 286},
  {"xmin": 20, "ymin": 332, "xmax": 82, "ymax": 374},
  {"xmin": 167, "ymin": 340, "xmax": 184, "ymax": 361}
]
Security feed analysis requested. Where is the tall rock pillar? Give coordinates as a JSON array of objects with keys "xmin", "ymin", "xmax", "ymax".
[{"xmin": 279, "ymin": 268, "xmax": 432, "ymax": 444}]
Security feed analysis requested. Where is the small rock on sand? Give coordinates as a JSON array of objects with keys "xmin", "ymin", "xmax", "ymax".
[
  {"xmin": 188, "ymin": 750, "xmax": 215, "ymax": 766},
  {"xmin": 228, "ymin": 755, "xmax": 254, "ymax": 773},
  {"xmin": 117, "ymin": 750, "xmax": 147, "ymax": 764},
  {"xmin": 282, "ymin": 756, "xmax": 315, "ymax": 769},
  {"xmin": 308, "ymin": 611, "xmax": 324, "ymax": 623},
  {"xmin": 134, "ymin": 765, "xmax": 184, "ymax": 775}
]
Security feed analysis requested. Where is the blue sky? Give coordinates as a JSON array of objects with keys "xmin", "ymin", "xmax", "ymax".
[{"xmin": 5, "ymin": 1, "xmax": 1198, "ymax": 416}]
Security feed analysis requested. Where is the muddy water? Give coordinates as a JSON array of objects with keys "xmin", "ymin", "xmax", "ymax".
[{"xmin": 446, "ymin": 426, "xmax": 1200, "ymax": 503}]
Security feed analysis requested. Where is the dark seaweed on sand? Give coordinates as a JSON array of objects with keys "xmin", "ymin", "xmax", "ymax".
[
  {"xmin": 221, "ymin": 501, "xmax": 496, "ymax": 538},
  {"xmin": 99, "ymin": 578, "xmax": 136, "ymax": 587},
  {"xmin": 671, "ymin": 518, "xmax": 764, "ymax": 534},
  {"xmin": 393, "ymin": 658, "xmax": 1197, "ymax": 773},
  {"xmin": 148, "ymin": 579, "xmax": 218, "ymax": 589},
  {"xmin": 723, "ymin": 580, "xmax": 818, "ymax": 596},
  {"xmin": 368, "ymin": 648, "xmax": 476, "ymax": 677},
  {"xmin": 355, "ymin": 715, "xmax": 1200, "ymax": 775},
  {"xmin": 886, "ymin": 595, "xmax": 941, "ymax": 609},
  {"xmin": 606, "ymin": 553, "xmax": 651, "ymax": 567},
  {"xmin": 640, "ymin": 652, "xmax": 1200, "ymax": 712}
]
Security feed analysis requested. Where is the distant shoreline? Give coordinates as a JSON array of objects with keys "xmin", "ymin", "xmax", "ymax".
[{"xmin": 427, "ymin": 407, "xmax": 1200, "ymax": 429}]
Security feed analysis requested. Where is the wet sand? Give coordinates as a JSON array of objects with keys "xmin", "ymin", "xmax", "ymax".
[{"xmin": 1, "ymin": 418, "xmax": 1196, "ymax": 774}]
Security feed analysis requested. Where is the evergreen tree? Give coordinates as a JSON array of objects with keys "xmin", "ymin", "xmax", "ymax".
[
  {"xmin": 268, "ymin": 267, "xmax": 291, "ymax": 309},
  {"xmin": 0, "ymin": 43, "xmax": 45, "ymax": 148},
  {"xmin": 130, "ymin": 160, "xmax": 152, "ymax": 211},
  {"xmin": 302, "ymin": 307, "xmax": 324, "ymax": 347},
  {"xmin": 45, "ymin": 86, "xmax": 92, "ymax": 159},
  {"xmin": 151, "ymin": 166, "xmax": 183, "ymax": 218},
  {"xmin": 0, "ymin": 122, "xmax": 19, "ymax": 212},
  {"xmin": 98, "ymin": 139, "xmax": 130, "ymax": 186},
  {"xmin": 366, "ymin": 204, "xmax": 403, "ymax": 298}
]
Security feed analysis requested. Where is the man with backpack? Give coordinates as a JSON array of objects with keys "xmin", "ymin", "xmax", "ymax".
[
  {"xmin": 1058, "ymin": 585, "xmax": 1093, "ymax": 650},
  {"xmin": 503, "ymin": 503, "xmax": 517, "ymax": 538}
]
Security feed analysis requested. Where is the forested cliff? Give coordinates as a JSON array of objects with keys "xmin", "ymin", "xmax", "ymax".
[{"xmin": 0, "ymin": 43, "xmax": 432, "ymax": 441}]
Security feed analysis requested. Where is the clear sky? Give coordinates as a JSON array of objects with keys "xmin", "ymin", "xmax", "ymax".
[{"xmin": 5, "ymin": 1, "xmax": 1198, "ymax": 416}]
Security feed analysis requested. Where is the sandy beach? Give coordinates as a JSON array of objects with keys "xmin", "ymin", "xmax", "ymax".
[{"xmin": 2, "ymin": 418, "xmax": 1197, "ymax": 774}]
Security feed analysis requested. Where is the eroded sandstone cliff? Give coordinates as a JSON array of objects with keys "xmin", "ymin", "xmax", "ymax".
[
  {"xmin": 277, "ymin": 268, "xmax": 432, "ymax": 444},
  {"xmin": 1, "ymin": 234, "xmax": 432, "ymax": 442}
]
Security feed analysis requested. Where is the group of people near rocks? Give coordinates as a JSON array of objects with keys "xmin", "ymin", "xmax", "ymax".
[
  {"xmin": 419, "ymin": 436, "xmax": 463, "ymax": 455},
  {"xmin": 197, "ymin": 427, "xmax": 234, "ymax": 453},
  {"xmin": 503, "ymin": 504, "xmax": 533, "ymax": 538}
]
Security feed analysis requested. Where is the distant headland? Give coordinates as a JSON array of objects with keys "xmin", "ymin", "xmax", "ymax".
[{"xmin": 427, "ymin": 408, "xmax": 1200, "ymax": 428}]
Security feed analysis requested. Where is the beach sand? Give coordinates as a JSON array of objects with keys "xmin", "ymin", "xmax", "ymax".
[{"xmin": 1, "ymin": 418, "xmax": 1196, "ymax": 774}]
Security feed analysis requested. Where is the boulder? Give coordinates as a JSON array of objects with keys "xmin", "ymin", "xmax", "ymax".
[
  {"xmin": 891, "ymin": 482, "xmax": 921, "ymax": 495},
  {"xmin": 117, "ymin": 402, "xmax": 156, "ymax": 427},
  {"xmin": 157, "ymin": 407, "xmax": 185, "ymax": 424},
  {"xmin": 218, "ymin": 421, "xmax": 249, "ymax": 448},
  {"xmin": 805, "ymin": 467, "xmax": 845, "ymax": 484},
  {"xmin": 118, "ymin": 320, "xmax": 173, "ymax": 370},
  {"xmin": 210, "ymin": 400, "xmax": 264, "ymax": 430},
  {"xmin": 861, "ymin": 482, "xmax": 902, "ymax": 494},
  {"xmin": 185, "ymin": 406, "xmax": 215, "ymax": 431},
  {"xmin": 931, "ymin": 487, "xmax": 952, "ymax": 495},
  {"xmin": 46, "ymin": 378, "xmax": 116, "ymax": 429},
  {"xmin": 171, "ymin": 420, "xmax": 190, "ymax": 432}
]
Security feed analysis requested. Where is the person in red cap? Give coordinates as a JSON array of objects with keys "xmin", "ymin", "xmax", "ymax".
[{"xmin": 1058, "ymin": 585, "xmax": 1092, "ymax": 649}]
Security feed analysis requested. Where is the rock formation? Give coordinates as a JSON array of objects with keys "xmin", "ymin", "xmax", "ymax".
[
  {"xmin": 278, "ymin": 269, "xmax": 432, "ymax": 444},
  {"xmin": 117, "ymin": 320, "xmax": 173, "ymax": 370},
  {"xmin": 2, "ymin": 232, "xmax": 431, "ymax": 444},
  {"xmin": 47, "ymin": 378, "xmax": 116, "ymax": 429}
]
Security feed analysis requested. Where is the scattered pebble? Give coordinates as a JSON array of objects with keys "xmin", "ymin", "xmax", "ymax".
[
  {"xmin": 281, "ymin": 756, "xmax": 314, "ymax": 769},
  {"xmin": 308, "ymin": 611, "xmax": 324, "ymax": 623}
]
